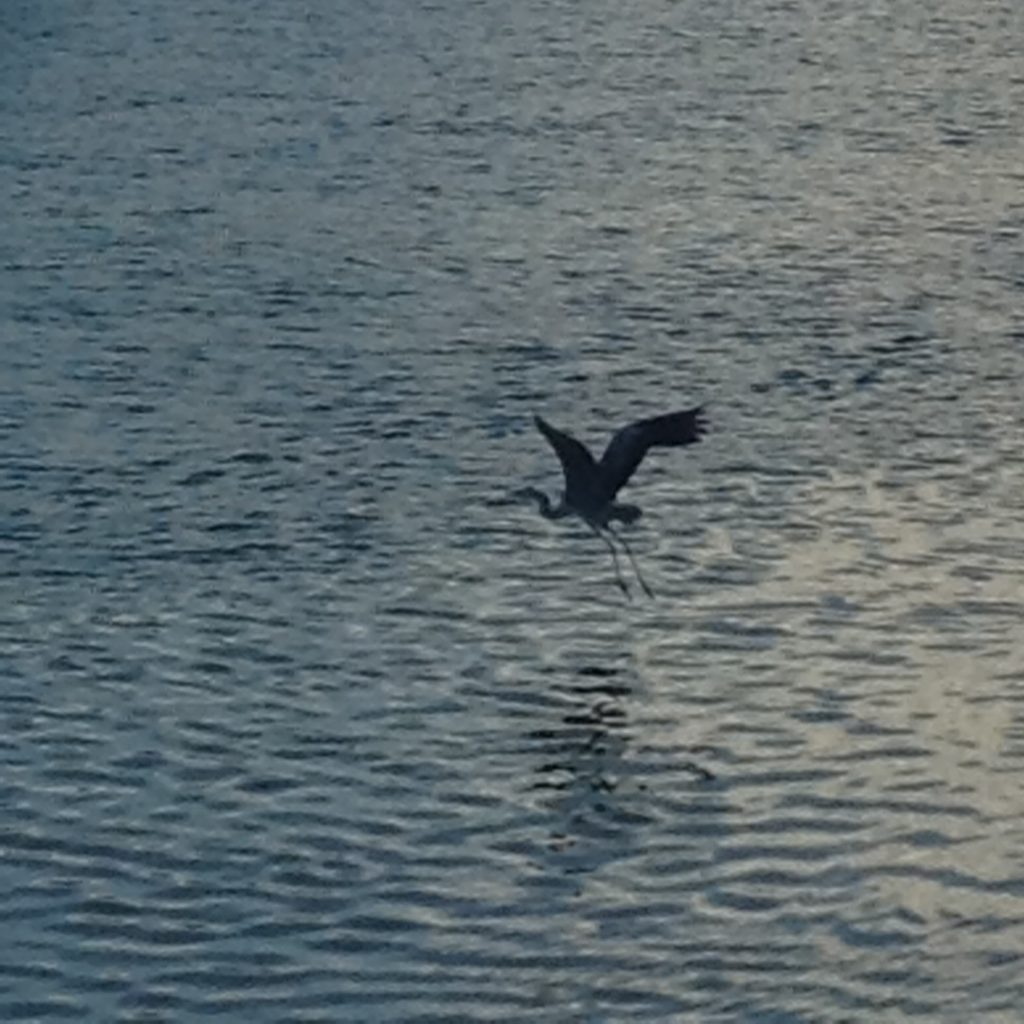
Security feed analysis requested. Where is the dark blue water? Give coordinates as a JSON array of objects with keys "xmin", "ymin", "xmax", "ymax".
[{"xmin": 3, "ymin": 0, "xmax": 1023, "ymax": 1019}]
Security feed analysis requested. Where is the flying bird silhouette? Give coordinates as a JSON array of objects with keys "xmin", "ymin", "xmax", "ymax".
[{"xmin": 515, "ymin": 406, "xmax": 707, "ymax": 597}]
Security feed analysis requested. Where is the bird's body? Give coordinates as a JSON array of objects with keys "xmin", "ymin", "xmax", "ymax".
[
  {"xmin": 517, "ymin": 487, "xmax": 641, "ymax": 528},
  {"xmin": 516, "ymin": 406, "xmax": 707, "ymax": 597}
]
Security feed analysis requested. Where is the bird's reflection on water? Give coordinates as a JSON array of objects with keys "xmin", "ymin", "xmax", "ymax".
[{"xmin": 525, "ymin": 664, "xmax": 716, "ymax": 858}]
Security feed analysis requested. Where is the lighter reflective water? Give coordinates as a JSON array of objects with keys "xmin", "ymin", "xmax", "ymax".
[{"xmin": 2, "ymin": 0, "xmax": 1024, "ymax": 1020}]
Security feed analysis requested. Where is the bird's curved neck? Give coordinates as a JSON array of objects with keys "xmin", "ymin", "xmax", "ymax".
[{"xmin": 523, "ymin": 487, "xmax": 571, "ymax": 520}]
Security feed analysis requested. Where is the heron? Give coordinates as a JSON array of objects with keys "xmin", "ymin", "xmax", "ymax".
[{"xmin": 515, "ymin": 406, "xmax": 707, "ymax": 598}]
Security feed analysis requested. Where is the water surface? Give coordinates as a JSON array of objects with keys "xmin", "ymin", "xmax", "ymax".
[{"xmin": 2, "ymin": 0, "xmax": 1024, "ymax": 1019}]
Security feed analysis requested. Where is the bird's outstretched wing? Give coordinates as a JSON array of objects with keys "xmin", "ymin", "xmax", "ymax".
[
  {"xmin": 533, "ymin": 415, "xmax": 597, "ymax": 498},
  {"xmin": 597, "ymin": 406, "xmax": 706, "ymax": 500}
]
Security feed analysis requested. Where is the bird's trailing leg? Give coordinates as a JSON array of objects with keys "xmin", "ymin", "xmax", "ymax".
[
  {"xmin": 607, "ymin": 524, "xmax": 654, "ymax": 598},
  {"xmin": 589, "ymin": 524, "xmax": 630, "ymax": 598}
]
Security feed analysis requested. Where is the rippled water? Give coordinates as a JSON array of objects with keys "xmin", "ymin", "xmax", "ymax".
[{"xmin": 3, "ymin": 0, "xmax": 1024, "ymax": 1019}]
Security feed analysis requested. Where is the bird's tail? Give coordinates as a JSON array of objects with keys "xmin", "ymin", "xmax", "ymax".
[{"xmin": 609, "ymin": 504, "xmax": 642, "ymax": 525}]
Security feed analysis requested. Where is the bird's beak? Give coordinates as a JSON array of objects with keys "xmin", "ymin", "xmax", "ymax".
[{"xmin": 486, "ymin": 490, "xmax": 524, "ymax": 508}]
